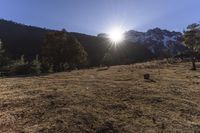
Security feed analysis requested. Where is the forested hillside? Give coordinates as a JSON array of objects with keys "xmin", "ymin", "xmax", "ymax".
[{"xmin": 0, "ymin": 19, "xmax": 155, "ymax": 67}]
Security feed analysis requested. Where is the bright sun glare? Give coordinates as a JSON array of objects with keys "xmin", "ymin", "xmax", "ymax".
[{"xmin": 108, "ymin": 27, "xmax": 124, "ymax": 44}]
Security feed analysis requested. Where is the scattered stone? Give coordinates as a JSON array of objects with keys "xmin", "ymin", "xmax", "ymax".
[{"xmin": 143, "ymin": 73, "xmax": 156, "ymax": 82}]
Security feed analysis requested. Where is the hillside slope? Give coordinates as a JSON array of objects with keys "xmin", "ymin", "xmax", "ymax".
[
  {"xmin": 0, "ymin": 19, "xmax": 154, "ymax": 66},
  {"xmin": 0, "ymin": 19, "xmax": 53, "ymax": 59},
  {"xmin": 0, "ymin": 61, "xmax": 200, "ymax": 132}
]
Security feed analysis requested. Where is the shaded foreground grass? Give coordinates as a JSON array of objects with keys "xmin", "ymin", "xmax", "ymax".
[{"xmin": 0, "ymin": 61, "xmax": 200, "ymax": 132}]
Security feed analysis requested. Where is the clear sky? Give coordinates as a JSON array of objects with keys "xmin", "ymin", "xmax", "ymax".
[{"xmin": 0, "ymin": 0, "xmax": 200, "ymax": 35}]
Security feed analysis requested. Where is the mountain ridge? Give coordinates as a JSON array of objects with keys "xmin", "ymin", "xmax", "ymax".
[
  {"xmin": 0, "ymin": 19, "xmax": 186, "ymax": 67},
  {"xmin": 98, "ymin": 28, "xmax": 186, "ymax": 56}
]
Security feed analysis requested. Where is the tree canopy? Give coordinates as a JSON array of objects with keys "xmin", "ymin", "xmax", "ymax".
[
  {"xmin": 41, "ymin": 31, "xmax": 88, "ymax": 72},
  {"xmin": 184, "ymin": 23, "xmax": 200, "ymax": 53},
  {"xmin": 183, "ymin": 23, "xmax": 200, "ymax": 70}
]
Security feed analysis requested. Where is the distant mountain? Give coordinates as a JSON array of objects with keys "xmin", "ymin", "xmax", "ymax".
[
  {"xmin": 0, "ymin": 19, "xmax": 154, "ymax": 66},
  {"xmin": 125, "ymin": 28, "xmax": 186, "ymax": 56},
  {"xmin": 99, "ymin": 28, "xmax": 186, "ymax": 57}
]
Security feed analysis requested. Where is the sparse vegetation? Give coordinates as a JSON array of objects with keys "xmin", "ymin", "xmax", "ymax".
[{"xmin": 0, "ymin": 61, "xmax": 200, "ymax": 132}]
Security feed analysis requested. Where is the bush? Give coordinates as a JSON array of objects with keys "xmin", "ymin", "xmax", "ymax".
[
  {"xmin": 0, "ymin": 55, "xmax": 42, "ymax": 76},
  {"xmin": 9, "ymin": 64, "xmax": 32, "ymax": 75},
  {"xmin": 8, "ymin": 63, "xmax": 41, "ymax": 76},
  {"xmin": 40, "ymin": 58, "xmax": 53, "ymax": 73}
]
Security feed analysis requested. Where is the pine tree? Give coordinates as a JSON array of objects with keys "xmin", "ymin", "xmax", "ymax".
[
  {"xmin": 32, "ymin": 55, "xmax": 41, "ymax": 74},
  {"xmin": 0, "ymin": 40, "xmax": 5, "ymax": 55},
  {"xmin": 0, "ymin": 40, "xmax": 9, "ymax": 67},
  {"xmin": 13, "ymin": 55, "xmax": 27, "ymax": 66}
]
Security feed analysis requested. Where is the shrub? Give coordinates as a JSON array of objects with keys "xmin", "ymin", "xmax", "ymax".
[{"xmin": 6, "ymin": 55, "xmax": 42, "ymax": 76}]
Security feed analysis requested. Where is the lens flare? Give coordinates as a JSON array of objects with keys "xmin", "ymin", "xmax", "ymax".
[{"xmin": 108, "ymin": 27, "xmax": 125, "ymax": 44}]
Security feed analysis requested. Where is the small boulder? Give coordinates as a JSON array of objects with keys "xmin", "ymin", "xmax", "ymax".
[{"xmin": 143, "ymin": 73, "xmax": 150, "ymax": 80}]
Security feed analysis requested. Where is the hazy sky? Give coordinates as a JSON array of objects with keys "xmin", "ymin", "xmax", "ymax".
[{"xmin": 0, "ymin": 0, "xmax": 200, "ymax": 35}]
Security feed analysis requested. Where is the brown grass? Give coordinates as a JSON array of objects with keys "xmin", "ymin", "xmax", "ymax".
[{"xmin": 0, "ymin": 61, "xmax": 200, "ymax": 132}]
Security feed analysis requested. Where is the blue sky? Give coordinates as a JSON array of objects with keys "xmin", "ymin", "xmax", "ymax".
[{"xmin": 0, "ymin": 0, "xmax": 200, "ymax": 35}]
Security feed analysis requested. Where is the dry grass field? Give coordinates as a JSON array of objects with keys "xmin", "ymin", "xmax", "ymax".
[{"xmin": 0, "ymin": 61, "xmax": 200, "ymax": 132}]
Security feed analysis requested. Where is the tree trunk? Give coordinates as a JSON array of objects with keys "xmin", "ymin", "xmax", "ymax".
[{"xmin": 192, "ymin": 57, "xmax": 196, "ymax": 70}]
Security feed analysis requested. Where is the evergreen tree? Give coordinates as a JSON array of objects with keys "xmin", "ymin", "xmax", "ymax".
[
  {"xmin": 183, "ymin": 23, "xmax": 200, "ymax": 70},
  {"xmin": 41, "ymin": 30, "xmax": 88, "ymax": 72},
  {"xmin": 0, "ymin": 40, "xmax": 10, "ymax": 67},
  {"xmin": 0, "ymin": 40, "xmax": 5, "ymax": 64},
  {"xmin": 31, "ymin": 55, "xmax": 41, "ymax": 74},
  {"xmin": 0, "ymin": 40, "xmax": 5, "ymax": 55},
  {"xmin": 19, "ymin": 55, "xmax": 26, "ymax": 65}
]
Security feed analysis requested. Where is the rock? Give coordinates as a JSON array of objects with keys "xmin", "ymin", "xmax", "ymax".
[{"xmin": 143, "ymin": 74, "xmax": 150, "ymax": 80}]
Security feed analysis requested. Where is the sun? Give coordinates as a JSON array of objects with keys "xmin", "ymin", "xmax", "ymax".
[{"xmin": 108, "ymin": 27, "xmax": 125, "ymax": 44}]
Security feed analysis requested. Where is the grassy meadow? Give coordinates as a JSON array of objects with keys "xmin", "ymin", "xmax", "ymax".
[{"xmin": 0, "ymin": 60, "xmax": 200, "ymax": 132}]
